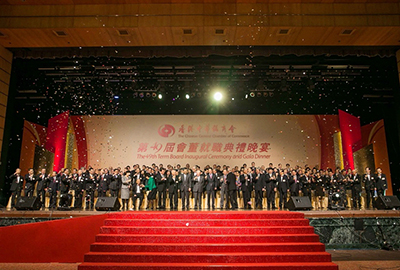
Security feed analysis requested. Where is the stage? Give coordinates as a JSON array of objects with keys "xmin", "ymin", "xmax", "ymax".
[
  {"xmin": 1, "ymin": 250, "xmax": 400, "ymax": 270},
  {"xmin": 1, "ymin": 208, "xmax": 400, "ymax": 250}
]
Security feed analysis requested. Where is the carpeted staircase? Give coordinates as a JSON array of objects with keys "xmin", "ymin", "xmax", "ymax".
[{"xmin": 78, "ymin": 211, "xmax": 338, "ymax": 270}]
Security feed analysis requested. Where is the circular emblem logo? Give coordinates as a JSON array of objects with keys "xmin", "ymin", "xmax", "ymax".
[{"xmin": 158, "ymin": 124, "xmax": 175, "ymax": 137}]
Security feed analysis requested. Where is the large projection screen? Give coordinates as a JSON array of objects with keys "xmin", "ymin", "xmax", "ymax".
[{"xmin": 82, "ymin": 115, "xmax": 323, "ymax": 168}]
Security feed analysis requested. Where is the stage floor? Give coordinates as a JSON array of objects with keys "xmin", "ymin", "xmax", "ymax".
[
  {"xmin": 0, "ymin": 250, "xmax": 399, "ymax": 270},
  {"xmin": 1, "ymin": 208, "xmax": 400, "ymax": 219}
]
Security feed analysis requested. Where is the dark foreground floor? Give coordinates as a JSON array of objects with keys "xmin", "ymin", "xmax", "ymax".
[{"xmin": 0, "ymin": 250, "xmax": 399, "ymax": 270}]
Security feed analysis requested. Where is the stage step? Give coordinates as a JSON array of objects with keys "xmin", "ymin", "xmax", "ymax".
[
  {"xmin": 104, "ymin": 218, "xmax": 310, "ymax": 227},
  {"xmin": 79, "ymin": 262, "xmax": 339, "ymax": 270},
  {"xmin": 95, "ymin": 234, "xmax": 320, "ymax": 243},
  {"xmin": 84, "ymin": 252, "xmax": 332, "ymax": 263},
  {"xmin": 107, "ymin": 211, "xmax": 305, "ymax": 220},
  {"xmin": 99, "ymin": 226, "xmax": 315, "ymax": 235},
  {"xmin": 90, "ymin": 242, "xmax": 326, "ymax": 253},
  {"xmin": 79, "ymin": 211, "xmax": 337, "ymax": 270}
]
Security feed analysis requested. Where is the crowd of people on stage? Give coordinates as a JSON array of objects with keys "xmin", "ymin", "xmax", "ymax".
[{"xmin": 8, "ymin": 162, "xmax": 389, "ymax": 211}]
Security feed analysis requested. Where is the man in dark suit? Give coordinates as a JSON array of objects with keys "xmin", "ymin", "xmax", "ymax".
[
  {"xmin": 193, "ymin": 170, "xmax": 204, "ymax": 210},
  {"xmin": 156, "ymin": 168, "xmax": 167, "ymax": 209},
  {"xmin": 265, "ymin": 168, "xmax": 277, "ymax": 210},
  {"xmin": 349, "ymin": 169, "xmax": 362, "ymax": 209},
  {"xmin": 254, "ymin": 168, "xmax": 266, "ymax": 209},
  {"xmin": 97, "ymin": 168, "xmax": 111, "ymax": 197},
  {"xmin": 205, "ymin": 168, "xmax": 217, "ymax": 209},
  {"xmin": 59, "ymin": 168, "xmax": 72, "ymax": 207},
  {"xmin": 109, "ymin": 169, "xmax": 121, "ymax": 198},
  {"xmin": 227, "ymin": 169, "xmax": 238, "ymax": 210},
  {"xmin": 363, "ymin": 167, "xmax": 375, "ymax": 209},
  {"xmin": 277, "ymin": 169, "xmax": 290, "ymax": 210},
  {"xmin": 85, "ymin": 168, "xmax": 97, "ymax": 210},
  {"xmin": 167, "ymin": 170, "xmax": 180, "ymax": 210},
  {"xmin": 220, "ymin": 170, "xmax": 229, "ymax": 209},
  {"xmin": 132, "ymin": 178, "xmax": 145, "ymax": 210},
  {"xmin": 300, "ymin": 170, "xmax": 312, "ymax": 202},
  {"xmin": 74, "ymin": 169, "xmax": 86, "ymax": 209},
  {"xmin": 240, "ymin": 168, "xmax": 252, "ymax": 209},
  {"xmin": 24, "ymin": 168, "xmax": 37, "ymax": 197},
  {"xmin": 289, "ymin": 170, "xmax": 300, "ymax": 197},
  {"xmin": 180, "ymin": 168, "xmax": 192, "ymax": 210},
  {"xmin": 36, "ymin": 168, "xmax": 48, "ymax": 209},
  {"xmin": 48, "ymin": 171, "xmax": 60, "ymax": 209},
  {"xmin": 375, "ymin": 167, "xmax": 388, "ymax": 196},
  {"xmin": 9, "ymin": 168, "xmax": 23, "ymax": 208}
]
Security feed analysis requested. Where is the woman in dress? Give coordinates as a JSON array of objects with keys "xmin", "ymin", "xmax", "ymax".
[
  {"xmin": 120, "ymin": 171, "xmax": 131, "ymax": 211},
  {"xmin": 145, "ymin": 169, "xmax": 157, "ymax": 210}
]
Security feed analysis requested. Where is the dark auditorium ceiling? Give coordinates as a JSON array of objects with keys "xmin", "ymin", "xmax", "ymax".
[{"xmin": 12, "ymin": 54, "xmax": 398, "ymax": 126}]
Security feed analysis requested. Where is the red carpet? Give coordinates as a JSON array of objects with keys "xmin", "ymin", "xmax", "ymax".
[{"xmin": 78, "ymin": 211, "xmax": 338, "ymax": 270}]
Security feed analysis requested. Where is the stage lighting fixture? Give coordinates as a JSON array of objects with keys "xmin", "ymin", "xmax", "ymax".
[
  {"xmin": 146, "ymin": 93, "xmax": 151, "ymax": 98},
  {"xmin": 114, "ymin": 95, "xmax": 120, "ymax": 99},
  {"xmin": 257, "ymin": 92, "xmax": 262, "ymax": 97},
  {"xmin": 139, "ymin": 92, "xmax": 144, "ymax": 98},
  {"xmin": 249, "ymin": 92, "xmax": 255, "ymax": 98},
  {"xmin": 245, "ymin": 94, "xmax": 249, "ymax": 99},
  {"xmin": 158, "ymin": 93, "xmax": 163, "ymax": 99},
  {"xmin": 213, "ymin": 92, "xmax": 223, "ymax": 101},
  {"xmin": 185, "ymin": 94, "xmax": 190, "ymax": 99},
  {"xmin": 152, "ymin": 92, "xmax": 157, "ymax": 98},
  {"xmin": 232, "ymin": 98, "xmax": 235, "ymax": 100}
]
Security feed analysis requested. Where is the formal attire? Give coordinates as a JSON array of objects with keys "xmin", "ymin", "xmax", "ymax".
[
  {"xmin": 265, "ymin": 173, "xmax": 277, "ymax": 209},
  {"xmin": 240, "ymin": 173, "xmax": 252, "ymax": 209},
  {"xmin": 74, "ymin": 174, "xmax": 86, "ymax": 209},
  {"xmin": 48, "ymin": 176, "xmax": 60, "ymax": 209},
  {"xmin": 85, "ymin": 173, "xmax": 96, "ymax": 210},
  {"xmin": 98, "ymin": 173, "xmax": 110, "ymax": 197},
  {"xmin": 36, "ymin": 173, "xmax": 48, "ymax": 208},
  {"xmin": 168, "ymin": 175, "xmax": 180, "ymax": 209},
  {"xmin": 132, "ymin": 183, "xmax": 145, "ymax": 210},
  {"xmin": 350, "ymin": 173, "xmax": 362, "ymax": 208},
  {"xmin": 193, "ymin": 174, "xmax": 204, "ymax": 209},
  {"xmin": 277, "ymin": 174, "xmax": 289, "ymax": 209},
  {"xmin": 363, "ymin": 173, "xmax": 375, "ymax": 209},
  {"xmin": 109, "ymin": 174, "xmax": 121, "ymax": 197},
  {"xmin": 205, "ymin": 173, "xmax": 217, "ymax": 209},
  {"xmin": 227, "ymin": 172, "xmax": 238, "ymax": 209},
  {"xmin": 59, "ymin": 174, "xmax": 72, "ymax": 207},
  {"xmin": 254, "ymin": 173, "xmax": 266, "ymax": 209},
  {"xmin": 220, "ymin": 174, "xmax": 228, "ymax": 209},
  {"xmin": 375, "ymin": 173, "xmax": 387, "ymax": 196},
  {"xmin": 289, "ymin": 174, "xmax": 300, "ymax": 196},
  {"xmin": 180, "ymin": 173, "xmax": 192, "ymax": 210},
  {"xmin": 156, "ymin": 173, "xmax": 167, "ymax": 209},
  {"xmin": 9, "ymin": 174, "xmax": 23, "ymax": 208},
  {"xmin": 120, "ymin": 175, "xmax": 131, "ymax": 210},
  {"xmin": 24, "ymin": 174, "xmax": 37, "ymax": 197}
]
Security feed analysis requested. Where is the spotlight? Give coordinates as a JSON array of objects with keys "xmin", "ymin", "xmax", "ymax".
[
  {"xmin": 139, "ymin": 92, "xmax": 144, "ymax": 98},
  {"xmin": 213, "ymin": 92, "xmax": 222, "ymax": 101},
  {"xmin": 146, "ymin": 93, "xmax": 151, "ymax": 98},
  {"xmin": 245, "ymin": 94, "xmax": 248, "ymax": 99},
  {"xmin": 257, "ymin": 92, "xmax": 262, "ymax": 97},
  {"xmin": 185, "ymin": 94, "xmax": 190, "ymax": 99},
  {"xmin": 114, "ymin": 95, "xmax": 119, "ymax": 99},
  {"xmin": 152, "ymin": 92, "xmax": 157, "ymax": 98},
  {"xmin": 249, "ymin": 92, "xmax": 255, "ymax": 98},
  {"xmin": 232, "ymin": 98, "xmax": 235, "ymax": 100},
  {"xmin": 158, "ymin": 93, "xmax": 163, "ymax": 99}
]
